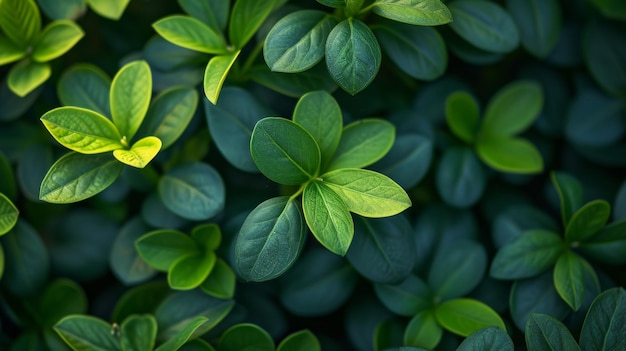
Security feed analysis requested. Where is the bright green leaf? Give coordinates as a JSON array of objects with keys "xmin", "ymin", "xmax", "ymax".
[
  {"xmin": 218, "ymin": 323, "xmax": 274, "ymax": 351},
  {"xmin": 481, "ymin": 80, "xmax": 543, "ymax": 137},
  {"xmin": 32, "ymin": 20, "xmax": 84, "ymax": 62},
  {"xmin": 579, "ymin": 287, "xmax": 626, "ymax": 351},
  {"xmin": 445, "ymin": 91, "xmax": 479, "ymax": 144},
  {"xmin": 277, "ymin": 329, "xmax": 321, "ymax": 351},
  {"xmin": 325, "ymin": 18, "xmax": 381, "ymax": 95},
  {"xmin": 54, "ymin": 315, "xmax": 121, "ymax": 351},
  {"xmin": 372, "ymin": 0, "xmax": 452, "ymax": 26},
  {"xmin": 153, "ymin": 15, "xmax": 228, "ymax": 54},
  {"xmin": 403, "ymin": 310, "xmax": 443, "ymax": 349},
  {"xmin": 506, "ymin": 0, "xmax": 562, "ymax": 58},
  {"xmin": 551, "ymin": 171, "xmax": 583, "ymax": 227},
  {"xmin": 457, "ymin": 326, "xmax": 514, "ymax": 351},
  {"xmin": 203, "ymin": 50, "xmax": 240, "ymax": 104},
  {"xmin": 565, "ymin": 200, "xmax": 611, "ymax": 243},
  {"xmin": 200, "ymin": 258, "xmax": 236, "ymax": 299},
  {"xmin": 8, "ymin": 59, "xmax": 51, "ymax": 97},
  {"xmin": 113, "ymin": 136, "xmax": 162, "ymax": 169},
  {"xmin": 303, "ymin": 181, "xmax": 354, "ymax": 256},
  {"xmin": 435, "ymin": 298, "xmax": 506, "ymax": 337},
  {"xmin": 250, "ymin": 117, "xmax": 321, "ymax": 185},
  {"xmin": 87, "ymin": 0, "xmax": 130, "ymax": 20},
  {"xmin": 553, "ymin": 250, "xmax": 600, "ymax": 311},
  {"xmin": 110, "ymin": 60, "xmax": 152, "ymax": 141},
  {"xmin": 326, "ymin": 119, "xmax": 395, "ymax": 171},
  {"xmin": 134, "ymin": 229, "xmax": 199, "ymax": 271},
  {"xmin": 0, "ymin": 0, "xmax": 41, "ymax": 48},
  {"xmin": 264, "ymin": 10, "xmax": 336, "ymax": 73},
  {"xmin": 525, "ymin": 313, "xmax": 580, "ymax": 351},
  {"xmin": 0, "ymin": 193, "xmax": 18, "ymax": 236},
  {"xmin": 476, "ymin": 136, "xmax": 543, "ymax": 174},
  {"xmin": 39, "ymin": 152, "xmax": 123, "ymax": 203},
  {"xmin": 120, "ymin": 315, "xmax": 157, "ymax": 351},
  {"xmin": 228, "ymin": 0, "xmax": 280, "ymax": 49},
  {"xmin": 191, "ymin": 223, "xmax": 221, "ymax": 252},
  {"xmin": 168, "ymin": 251, "xmax": 216, "ymax": 290},
  {"xmin": 57, "ymin": 63, "xmax": 111, "ymax": 117},
  {"xmin": 0, "ymin": 34, "xmax": 26, "ymax": 65}
]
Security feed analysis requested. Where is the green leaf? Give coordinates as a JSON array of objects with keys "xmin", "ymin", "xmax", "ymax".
[
  {"xmin": 0, "ymin": 0, "xmax": 41, "ymax": 48},
  {"xmin": 371, "ymin": 134, "xmax": 433, "ymax": 189},
  {"xmin": 326, "ymin": 119, "xmax": 395, "ymax": 171},
  {"xmin": 525, "ymin": 313, "xmax": 580, "ymax": 351},
  {"xmin": 203, "ymin": 50, "xmax": 240, "ymax": 104},
  {"xmin": 372, "ymin": 0, "xmax": 452, "ymax": 26},
  {"xmin": 153, "ymin": 15, "xmax": 228, "ymax": 54},
  {"xmin": 120, "ymin": 315, "xmax": 157, "ymax": 351},
  {"xmin": 448, "ymin": 0, "xmax": 519, "ymax": 53},
  {"xmin": 110, "ymin": 60, "xmax": 152, "ymax": 141},
  {"xmin": 113, "ymin": 136, "xmax": 162, "ymax": 169},
  {"xmin": 39, "ymin": 152, "xmax": 123, "ymax": 203},
  {"xmin": 506, "ymin": 0, "xmax": 561, "ymax": 58},
  {"xmin": 54, "ymin": 315, "xmax": 121, "ymax": 351},
  {"xmin": 200, "ymin": 258, "xmax": 236, "ymax": 299},
  {"xmin": 228, "ymin": 0, "xmax": 279, "ymax": 49},
  {"xmin": 492, "ymin": 204, "xmax": 559, "ymax": 249},
  {"xmin": 218, "ymin": 323, "xmax": 274, "ymax": 351},
  {"xmin": 428, "ymin": 239, "xmax": 487, "ymax": 300},
  {"xmin": 374, "ymin": 274, "xmax": 433, "ymax": 316},
  {"xmin": 0, "ymin": 34, "xmax": 26, "ymax": 65},
  {"xmin": 134, "ymin": 229, "xmax": 199, "ymax": 271},
  {"xmin": 158, "ymin": 162, "xmax": 225, "ymax": 220},
  {"xmin": 154, "ymin": 316, "xmax": 209, "ymax": 351},
  {"xmin": 489, "ymin": 229, "xmax": 563, "ymax": 280},
  {"xmin": 41, "ymin": 107, "xmax": 123, "ymax": 154},
  {"xmin": 37, "ymin": 279, "xmax": 88, "ymax": 328},
  {"xmin": 277, "ymin": 330, "xmax": 320, "ymax": 351},
  {"xmin": 551, "ymin": 172, "xmax": 583, "ymax": 227},
  {"xmin": 325, "ymin": 18, "xmax": 381, "ymax": 95},
  {"xmin": 457, "ymin": 327, "xmax": 514, "ymax": 351},
  {"xmin": 250, "ymin": 117, "xmax": 321, "ymax": 185},
  {"xmin": 553, "ymin": 251, "xmax": 599, "ymax": 311},
  {"xmin": 480, "ymin": 80, "xmax": 543, "ymax": 137},
  {"xmin": 137, "ymin": 87, "xmax": 198, "ymax": 150},
  {"xmin": 178, "ymin": 0, "xmax": 229, "ymax": 31},
  {"xmin": 579, "ymin": 287, "xmax": 626, "ymax": 351},
  {"xmin": 109, "ymin": 218, "xmax": 157, "ymax": 285},
  {"xmin": 445, "ymin": 91, "xmax": 479, "ymax": 144},
  {"xmin": 580, "ymin": 219, "xmax": 626, "ymax": 265},
  {"xmin": 111, "ymin": 281, "xmax": 170, "ymax": 323},
  {"xmin": 32, "ymin": 20, "xmax": 84, "ymax": 62},
  {"xmin": 435, "ymin": 146, "xmax": 485, "ymax": 208},
  {"xmin": 0, "ymin": 193, "xmax": 18, "ymax": 236},
  {"xmin": 58, "ymin": 63, "xmax": 111, "ymax": 117},
  {"xmin": 168, "ymin": 251, "xmax": 216, "ymax": 290},
  {"xmin": 476, "ymin": 136, "xmax": 544, "ymax": 174},
  {"xmin": 565, "ymin": 200, "xmax": 611, "ymax": 243},
  {"xmin": 403, "ymin": 310, "xmax": 443, "ymax": 349},
  {"xmin": 248, "ymin": 63, "xmax": 338, "ymax": 98},
  {"xmin": 87, "ymin": 0, "xmax": 130, "ymax": 20},
  {"xmin": 8, "ymin": 59, "xmax": 51, "ymax": 97},
  {"xmin": 292, "ymin": 90, "xmax": 342, "ymax": 168},
  {"xmin": 317, "ymin": 0, "xmax": 345, "ymax": 8},
  {"xmin": 435, "ymin": 298, "xmax": 506, "ymax": 337},
  {"xmin": 589, "ymin": 0, "xmax": 626, "ymax": 21},
  {"xmin": 584, "ymin": 19, "xmax": 626, "ymax": 98},
  {"xmin": 264, "ymin": 10, "xmax": 336, "ymax": 73},
  {"xmin": 322, "ymin": 168, "xmax": 411, "ymax": 217},
  {"xmin": 565, "ymin": 88, "xmax": 624, "ymax": 147},
  {"xmin": 37, "ymin": 0, "xmax": 86, "ymax": 20},
  {"xmin": 234, "ymin": 197, "xmax": 306, "ymax": 282},
  {"xmin": 191, "ymin": 223, "xmax": 222, "ymax": 252},
  {"xmin": 303, "ymin": 181, "xmax": 354, "ymax": 256}
]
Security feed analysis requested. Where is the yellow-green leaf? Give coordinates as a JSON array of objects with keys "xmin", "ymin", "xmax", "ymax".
[
  {"xmin": 110, "ymin": 60, "xmax": 152, "ymax": 141},
  {"xmin": 0, "ymin": 193, "xmax": 19, "ymax": 236},
  {"xmin": 7, "ymin": 59, "xmax": 51, "ymax": 97},
  {"xmin": 113, "ymin": 136, "xmax": 162, "ymax": 168},
  {"xmin": 32, "ymin": 20, "xmax": 84, "ymax": 62},
  {"xmin": 204, "ymin": 50, "xmax": 240, "ymax": 104}
]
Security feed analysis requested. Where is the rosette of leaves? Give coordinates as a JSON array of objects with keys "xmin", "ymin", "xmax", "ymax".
[
  {"xmin": 39, "ymin": 60, "xmax": 198, "ymax": 203},
  {"xmin": 0, "ymin": 0, "xmax": 84, "ymax": 97},
  {"xmin": 264, "ymin": 0, "xmax": 453, "ymax": 95},
  {"xmin": 490, "ymin": 172, "xmax": 626, "ymax": 314},
  {"xmin": 233, "ymin": 90, "xmax": 412, "ymax": 282},
  {"xmin": 438, "ymin": 80, "xmax": 544, "ymax": 208}
]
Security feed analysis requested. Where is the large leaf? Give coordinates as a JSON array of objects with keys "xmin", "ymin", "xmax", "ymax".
[
  {"xmin": 155, "ymin": 317, "xmax": 209, "ymax": 351},
  {"xmin": 0, "ymin": 194, "xmax": 18, "ymax": 236},
  {"xmin": 57, "ymin": 63, "xmax": 111, "ymax": 117},
  {"xmin": 234, "ymin": 197, "xmax": 306, "ymax": 282},
  {"xmin": 435, "ymin": 298, "xmax": 506, "ymax": 337},
  {"xmin": 428, "ymin": 239, "xmax": 487, "ymax": 300},
  {"xmin": 32, "ymin": 20, "xmax": 84, "ymax": 62},
  {"xmin": 565, "ymin": 200, "xmax": 611, "ymax": 243},
  {"xmin": 525, "ymin": 313, "xmax": 580, "ymax": 351},
  {"xmin": 476, "ymin": 136, "xmax": 544, "ymax": 174},
  {"xmin": 39, "ymin": 152, "xmax": 123, "ymax": 203},
  {"xmin": 403, "ymin": 310, "xmax": 443, "ymax": 349},
  {"xmin": 325, "ymin": 18, "xmax": 381, "ymax": 95},
  {"xmin": 264, "ymin": 10, "xmax": 336, "ymax": 73},
  {"xmin": 490, "ymin": 229, "xmax": 563, "ymax": 280},
  {"xmin": 506, "ymin": 0, "xmax": 561, "ymax": 58},
  {"xmin": 481, "ymin": 80, "xmax": 544, "ymax": 137},
  {"xmin": 158, "ymin": 162, "xmax": 225, "ymax": 221},
  {"xmin": 580, "ymin": 219, "xmax": 626, "ymax": 265},
  {"xmin": 248, "ymin": 63, "xmax": 337, "ymax": 98},
  {"xmin": 445, "ymin": 91, "xmax": 479, "ymax": 144},
  {"xmin": 565, "ymin": 88, "xmax": 624, "ymax": 147},
  {"xmin": 374, "ymin": 274, "xmax": 433, "ymax": 317},
  {"xmin": 457, "ymin": 327, "xmax": 514, "ymax": 351},
  {"xmin": 435, "ymin": 146, "xmax": 485, "ymax": 208},
  {"xmin": 584, "ymin": 19, "xmax": 626, "ymax": 98},
  {"xmin": 152, "ymin": 15, "xmax": 228, "ymax": 54},
  {"xmin": 109, "ymin": 217, "xmax": 157, "ymax": 285},
  {"xmin": 203, "ymin": 50, "xmax": 240, "ymax": 104},
  {"xmin": 54, "ymin": 315, "xmax": 121, "ymax": 351},
  {"xmin": 551, "ymin": 172, "xmax": 583, "ymax": 227},
  {"xmin": 168, "ymin": 251, "xmax": 216, "ymax": 290},
  {"xmin": 326, "ymin": 119, "xmax": 395, "ymax": 171},
  {"xmin": 120, "ymin": 314, "xmax": 157, "ymax": 351},
  {"xmin": 579, "ymin": 287, "xmax": 626, "ymax": 351},
  {"xmin": 134, "ymin": 229, "xmax": 198, "ymax": 271},
  {"xmin": 277, "ymin": 330, "xmax": 321, "ymax": 351},
  {"xmin": 110, "ymin": 60, "xmax": 152, "ymax": 141},
  {"xmin": 370, "ymin": 134, "xmax": 433, "ymax": 189},
  {"xmin": 113, "ymin": 136, "xmax": 162, "ymax": 169},
  {"xmin": 0, "ymin": 34, "xmax": 26, "ymax": 65},
  {"xmin": 0, "ymin": 0, "xmax": 41, "ymax": 48},
  {"xmin": 200, "ymin": 258, "xmax": 236, "ymax": 299},
  {"xmin": 218, "ymin": 324, "xmax": 275, "ymax": 351},
  {"xmin": 228, "ymin": 0, "xmax": 280, "ymax": 49},
  {"xmin": 372, "ymin": 0, "xmax": 452, "ymax": 26},
  {"xmin": 553, "ymin": 251, "xmax": 600, "ymax": 311},
  {"xmin": 87, "ymin": 0, "xmax": 130, "ymax": 20},
  {"xmin": 250, "ymin": 117, "xmax": 321, "ymax": 185},
  {"xmin": 8, "ymin": 59, "xmax": 51, "ymax": 97}
]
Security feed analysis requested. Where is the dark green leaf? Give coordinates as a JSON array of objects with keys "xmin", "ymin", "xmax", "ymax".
[
  {"xmin": 57, "ymin": 63, "xmax": 111, "ymax": 117},
  {"xmin": 325, "ymin": 18, "xmax": 381, "ymax": 95},
  {"xmin": 448, "ymin": 0, "xmax": 519, "ymax": 53},
  {"xmin": 229, "ymin": 0, "xmax": 280, "ymax": 49},
  {"xmin": 457, "ymin": 326, "xmax": 514, "ymax": 351},
  {"xmin": 250, "ymin": 117, "xmax": 320, "ymax": 185},
  {"xmin": 277, "ymin": 329, "xmax": 320, "ymax": 351},
  {"xmin": 218, "ymin": 324, "xmax": 274, "ymax": 351},
  {"xmin": 326, "ymin": 119, "xmax": 395, "ymax": 171},
  {"xmin": 403, "ymin": 310, "xmax": 442, "ymax": 349},
  {"xmin": 178, "ymin": 0, "xmax": 229, "ymax": 31},
  {"xmin": 37, "ymin": 0, "xmax": 86, "ymax": 20},
  {"xmin": 506, "ymin": 0, "xmax": 561, "ymax": 58},
  {"xmin": 0, "ymin": 77, "xmax": 41, "ymax": 122},
  {"xmin": 155, "ymin": 316, "xmax": 209, "ymax": 351},
  {"xmin": 589, "ymin": 0, "xmax": 626, "ymax": 21},
  {"xmin": 16, "ymin": 144, "xmax": 53, "ymax": 201},
  {"xmin": 120, "ymin": 315, "xmax": 157, "ymax": 351},
  {"xmin": 8, "ymin": 59, "xmax": 51, "ymax": 97},
  {"xmin": 580, "ymin": 219, "xmax": 626, "ymax": 265},
  {"xmin": 153, "ymin": 15, "xmax": 228, "ymax": 54},
  {"xmin": 551, "ymin": 171, "xmax": 583, "ymax": 227},
  {"xmin": 200, "ymin": 258, "xmax": 236, "ymax": 299},
  {"xmin": 371, "ymin": 134, "xmax": 433, "ymax": 189},
  {"xmin": 481, "ymin": 80, "xmax": 543, "ymax": 138},
  {"xmin": 0, "ymin": 0, "xmax": 41, "ymax": 48},
  {"xmin": 435, "ymin": 146, "xmax": 486, "ymax": 208},
  {"xmin": 372, "ymin": 0, "xmax": 452, "ymax": 26},
  {"xmin": 54, "ymin": 315, "xmax": 121, "ymax": 351},
  {"xmin": 249, "ymin": 63, "xmax": 338, "ymax": 98},
  {"xmin": 31, "ymin": 20, "xmax": 84, "ymax": 62},
  {"xmin": 264, "ymin": 10, "xmax": 336, "ymax": 73},
  {"xmin": 135, "ymin": 229, "xmax": 198, "ymax": 271},
  {"xmin": 111, "ymin": 281, "xmax": 170, "ymax": 323},
  {"xmin": 445, "ymin": 91, "xmax": 479, "ymax": 144},
  {"xmin": 565, "ymin": 88, "xmax": 624, "ymax": 147},
  {"xmin": 565, "ymin": 200, "xmax": 610, "ymax": 243},
  {"xmin": 203, "ymin": 50, "xmax": 240, "ymax": 105},
  {"xmin": 579, "ymin": 287, "xmax": 626, "ymax": 351},
  {"xmin": 553, "ymin": 250, "xmax": 600, "ymax": 311},
  {"xmin": 374, "ymin": 274, "xmax": 432, "ymax": 317},
  {"xmin": 435, "ymin": 298, "xmax": 506, "ymax": 337},
  {"xmin": 234, "ymin": 197, "xmax": 306, "ymax": 282},
  {"xmin": 476, "ymin": 136, "xmax": 544, "ymax": 174},
  {"xmin": 37, "ymin": 279, "xmax": 87, "ymax": 329},
  {"xmin": 109, "ymin": 217, "xmax": 156, "ymax": 285},
  {"xmin": 428, "ymin": 239, "xmax": 487, "ymax": 300},
  {"xmin": 525, "ymin": 313, "xmax": 580, "ymax": 351},
  {"xmin": 492, "ymin": 204, "xmax": 559, "ymax": 249},
  {"xmin": 584, "ymin": 19, "xmax": 626, "ymax": 98},
  {"xmin": 317, "ymin": 0, "xmax": 345, "ymax": 8}
]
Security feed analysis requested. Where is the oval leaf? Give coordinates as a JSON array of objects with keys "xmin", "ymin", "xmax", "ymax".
[
  {"xmin": 135, "ymin": 229, "xmax": 199, "ymax": 271},
  {"xmin": 110, "ymin": 60, "xmax": 152, "ymax": 141},
  {"xmin": 204, "ymin": 50, "xmax": 240, "ymax": 105},
  {"xmin": 579, "ymin": 287, "xmax": 626, "ymax": 351},
  {"xmin": 168, "ymin": 251, "xmax": 216, "ymax": 290},
  {"xmin": 326, "ymin": 119, "xmax": 395, "ymax": 171},
  {"xmin": 32, "ymin": 20, "xmax": 84, "ymax": 62},
  {"xmin": 277, "ymin": 329, "xmax": 321, "ymax": 351},
  {"xmin": 553, "ymin": 251, "xmax": 600, "ymax": 311},
  {"xmin": 428, "ymin": 239, "xmax": 487, "ymax": 300},
  {"xmin": 200, "ymin": 258, "xmax": 236, "ymax": 299},
  {"xmin": 371, "ymin": 134, "xmax": 433, "ymax": 189},
  {"xmin": 153, "ymin": 15, "xmax": 228, "ymax": 54},
  {"xmin": 506, "ymin": 0, "xmax": 561, "ymax": 58},
  {"xmin": 476, "ymin": 136, "xmax": 543, "ymax": 174},
  {"xmin": 54, "ymin": 315, "xmax": 121, "ymax": 351},
  {"xmin": 445, "ymin": 91, "xmax": 480, "ymax": 144},
  {"xmin": 551, "ymin": 171, "xmax": 583, "ymax": 227},
  {"xmin": 373, "ymin": 0, "xmax": 452, "ymax": 25},
  {"xmin": 457, "ymin": 326, "xmax": 514, "ymax": 351},
  {"xmin": 580, "ymin": 219, "xmax": 626, "ymax": 265},
  {"xmin": 8, "ymin": 59, "xmax": 51, "ymax": 97},
  {"xmin": 435, "ymin": 298, "xmax": 506, "ymax": 337},
  {"xmin": 525, "ymin": 313, "xmax": 580, "ymax": 351},
  {"xmin": 57, "ymin": 63, "xmax": 111, "ymax": 117},
  {"xmin": 228, "ymin": 0, "xmax": 280, "ymax": 49},
  {"xmin": 218, "ymin": 323, "xmax": 274, "ymax": 351},
  {"xmin": 121, "ymin": 314, "xmax": 158, "ymax": 351},
  {"xmin": 0, "ymin": 193, "xmax": 18, "ymax": 236},
  {"xmin": 113, "ymin": 136, "xmax": 162, "ymax": 169},
  {"xmin": 109, "ymin": 218, "xmax": 157, "ymax": 285},
  {"xmin": 88, "ymin": 0, "xmax": 130, "ymax": 20},
  {"xmin": 0, "ymin": 0, "xmax": 41, "ymax": 48},
  {"xmin": 481, "ymin": 80, "xmax": 544, "ymax": 137},
  {"xmin": 374, "ymin": 274, "xmax": 433, "ymax": 317},
  {"xmin": 404, "ymin": 310, "xmax": 443, "ymax": 349},
  {"xmin": 565, "ymin": 200, "xmax": 611, "ymax": 243},
  {"xmin": 435, "ymin": 146, "xmax": 485, "ymax": 208}
]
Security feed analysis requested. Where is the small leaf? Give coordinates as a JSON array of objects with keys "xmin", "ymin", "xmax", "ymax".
[
  {"xmin": 264, "ymin": 10, "xmax": 336, "ymax": 73},
  {"xmin": 110, "ymin": 60, "xmax": 152, "ymax": 141},
  {"xmin": 168, "ymin": 251, "xmax": 216, "ymax": 290},
  {"xmin": 326, "ymin": 119, "xmax": 395, "ymax": 171},
  {"xmin": 490, "ymin": 229, "xmax": 563, "ymax": 280},
  {"xmin": 87, "ymin": 0, "xmax": 130, "ymax": 20},
  {"xmin": 506, "ymin": 0, "xmax": 562, "ymax": 58},
  {"xmin": 374, "ymin": 274, "xmax": 432, "ymax": 317},
  {"xmin": 234, "ymin": 197, "xmax": 306, "ymax": 282},
  {"xmin": 32, "ymin": 20, "xmax": 84, "ymax": 62},
  {"xmin": 435, "ymin": 146, "xmax": 486, "ymax": 208},
  {"xmin": 37, "ymin": 0, "xmax": 86, "ymax": 20},
  {"xmin": 228, "ymin": 0, "xmax": 280, "ymax": 49},
  {"xmin": 372, "ymin": 0, "xmax": 452, "ymax": 26},
  {"xmin": 0, "ymin": 193, "xmax": 19, "ymax": 236},
  {"xmin": 0, "ymin": 35, "xmax": 26, "ymax": 65},
  {"xmin": 403, "ymin": 310, "xmax": 443, "ymax": 349},
  {"xmin": 120, "ymin": 315, "xmax": 157, "ymax": 351},
  {"xmin": 580, "ymin": 219, "xmax": 626, "ymax": 265},
  {"xmin": 553, "ymin": 251, "xmax": 600, "ymax": 311},
  {"xmin": 0, "ymin": 0, "xmax": 41, "ymax": 48},
  {"xmin": 325, "ymin": 18, "xmax": 381, "ymax": 95},
  {"xmin": 200, "ymin": 258, "xmax": 236, "ymax": 299},
  {"xmin": 134, "ymin": 229, "xmax": 199, "ymax": 271},
  {"xmin": 218, "ymin": 323, "xmax": 274, "ymax": 351},
  {"xmin": 303, "ymin": 181, "xmax": 354, "ymax": 256},
  {"xmin": 277, "ymin": 330, "xmax": 321, "ymax": 351},
  {"xmin": 109, "ymin": 218, "xmax": 157, "ymax": 285},
  {"xmin": 113, "ymin": 136, "xmax": 162, "ymax": 169},
  {"xmin": 54, "ymin": 315, "xmax": 121, "ymax": 351},
  {"xmin": 445, "ymin": 91, "xmax": 480, "ymax": 144},
  {"xmin": 154, "ymin": 316, "xmax": 209, "ymax": 351},
  {"xmin": 435, "ymin": 298, "xmax": 506, "ymax": 337},
  {"xmin": 551, "ymin": 172, "xmax": 583, "ymax": 227},
  {"xmin": 190, "ymin": 223, "xmax": 222, "ymax": 252},
  {"xmin": 8, "ymin": 59, "xmax": 51, "ymax": 97},
  {"xmin": 203, "ymin": 50, "xmax": 240, "ymax": 105},
  {"xmin": 457, "ymin": 327, "xmax": 514, "ymax": 351},
  {"xmin": 250, "ymin": 117, "xmax": 321, "ymax": 185},
  {"xmin": 158, "ymin": 162, "xmax": 225, "ymax": 221},
  {"xmin": 322, "ymin": 168, "xmax": 411, "ymax": 217},
  {"xmin": 153, "ymin": 15, "xmax": 228, "ymax": 54},
  {"xmin": 579, "ymin": 287, "xmax": 626, "ymax": 351},
  {"xmin": 39, "ymin": 152, "xmax": 123, "ymax": 203},
  {"xmin": 525, "ymin": 313, "xmax": 580, "ymax": 351},
  {"xmin": 57, "ymin": 63, "xmax": 111, "ymax": 117},
  {"xmin": 480, "ymin": 80, "xmax": 543, "ymax": 138},
  {"xmin": 565, "ymin": 200, "xmax": 611, "ymax": 243},
  {"xmin": 476, "ymin": 136, "xmax": 544, "ymax": 174}
]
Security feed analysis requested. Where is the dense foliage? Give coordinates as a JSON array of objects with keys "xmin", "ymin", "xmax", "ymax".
[{"xmin": 1, "ymin": 0, "xmax": 626, "ymax": 350}]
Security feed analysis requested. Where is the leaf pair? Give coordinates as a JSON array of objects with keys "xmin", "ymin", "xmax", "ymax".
[
  {"xmin": 135, "ymin": 224, "xmax": 235, "ymax": 298},
  {"xmin": 0, "ymin": 0, "xmax": 84, "ymax": 96}
]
